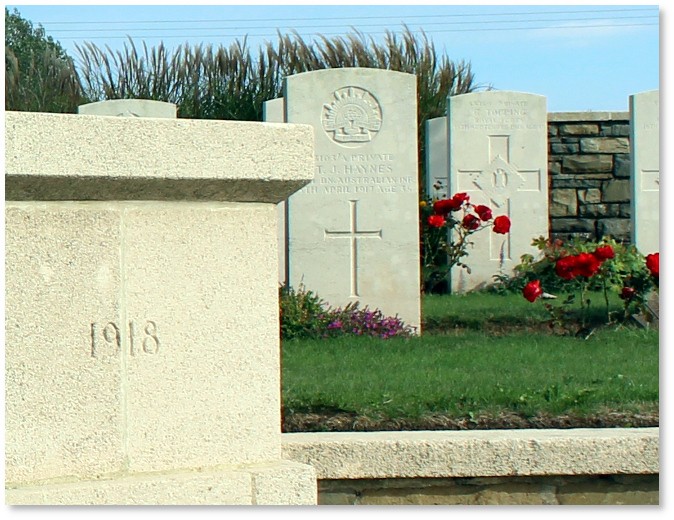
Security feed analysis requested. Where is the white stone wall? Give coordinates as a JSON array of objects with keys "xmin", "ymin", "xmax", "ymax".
[{"xmin": 5, "ymin": 111, "xmax": 317, "ymax": 505}]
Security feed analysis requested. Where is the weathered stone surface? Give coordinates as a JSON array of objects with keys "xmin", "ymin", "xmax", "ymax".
[
  {"xmin": 122, "ymin": 204, "xmax": 282, "ymax": 473},
  {"xmin": 5, "ymin": 110, "xmax": 318, "ymax": 505},
  {"xmin": 425, "ymin": 116, "xmax": 449, "ymax": 199},
  {"xmin": 614, "ymin": 154, "xmax": 632, "ymax": 178},
  {"xmin": 598, "ymin": 218, "xmax": 631, "ymax": 238},
  {"xmin": 579, "ymin": 203, "xmax": 620, "ymax": 218},
  {"xmin": 5, "ymin": 206, "xmax": 125, "ymax": 484},
  {"xmin": 5, "ymin": 112, "xmax": 314, "ymax": 203},
  {"xmin": 262, "ymin": 97, "xmax": 289, "ymax": 286},
  {"xmin": 603, "ymin": 179, "xmax": 631, "ymax": 202},
  {"xmin": 553, "ymin": 218, "xmax": 597, "ymax": 233},
  {"xmin": 473, "ymin": 484, "xmax": 558, "ymax": 505},
  {"xmin": 549, "ymin": 112, "xmax": 629, "ymax": 122},
  {"xmin": 559, "ymin": 124, "xmax": 599, "ymax": 136},
  {"xmin": 7, "ymin": 461, "xmax": 317, "ymax": 505},
  {"xmin": 551, "ymin": 177, "xmax": 607, "ymax": 189},
  {"xmin": 548, "ymin": 114, "xmax": 636, "ymax": 246},
  {"xmin": 578, "ymin": 188, "xmax": 602, "ymax": 204},
  {"xmin": 7, "ymin": 468, "xmax": 254, "ymax": 505},
  {"xmin": 549, "ymin": 160, "xmax": 562, "ymax": 175},
  {"xmin": 78, "ymin": 99, "xmax": 177, "ymax": 118},
  {"xmin": 283, "ymin": 68, "xmax": 421, "ymax": 330},
  {"xmin": 447, "ymin": 90, "xmax": 548, "ymax": 292},
  {"xmin": 563, "ymin": 155, "xmax": 613, "ymax": 173},
  {"xmin": 283, "ymin": 429, "xmax": 659, "ymax": 480},
  {"xmin": 550, "ymin": 189, "xmax": 578, "ymax": 217},
  {"xmin": 557, "ymin": 475, "xmax": 659, "ymax": 505},
  {"xmin": 551, "ymin": 142, "xmax": 580, "ymax": 154},
  {"xmin": 630, "ymin": 89, "xmax": 660, "ymax": 254},
  {"xmin": 612, "ymin": 124, "xmax": 631, "ymax": 136},
  {"xmin": 580, "ymin": 137, "xmax": 630, "ymax": 154},
  {"xmin": 249, "ymin": 461, "xmax": 317, "ymax": 505},
  {"xmin": 317, "ymin": 474, "xmax": 658, "ymax": 506}
]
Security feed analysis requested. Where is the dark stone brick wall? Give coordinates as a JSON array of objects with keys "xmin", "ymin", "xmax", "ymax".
[
  {"xmin": 320, "ymin": 474, "xmax": 658, "ymax": 505},
  {"xmin": 548, "ymin": 112, "xmax": 632, "ymax": 244}
]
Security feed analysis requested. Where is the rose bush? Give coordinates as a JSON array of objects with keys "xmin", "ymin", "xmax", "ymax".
[
  {"xmin": 513, "ymin": 236, "xmax": 659, "ymax": 334},
  {"xmin": 420, "ymin": 192, "xmax": 511, "ymax": 293}
]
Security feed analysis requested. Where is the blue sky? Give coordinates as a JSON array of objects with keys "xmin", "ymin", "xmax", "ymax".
[{"xmin": 5, "ymin": 1, "xmax": 662, "ymax": 112}]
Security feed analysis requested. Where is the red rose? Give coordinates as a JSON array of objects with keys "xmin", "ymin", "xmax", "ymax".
[
  {"xmin": 492, "ymin": 215, "xmax": 511, "ymax": 234},
  {"xmin": 574, "ymin": 252, "xmax": 602, "ymax": 278},
  {"xmin": 593, "ymin": 245, "xmax": 615, "ymax": 261},
  {"xmin": 452, "ymin": 192, "xmax": 470, "ymax": 205},
  {"xmin": 474, "ymin": 204, "xmax": 493, "ymax": 221},
  {"xmin": 462, "ymin": 213, "xmax": 480, "ymax": 231},
  {"xmin": 427, "ymin": 214, "xmax": 446, "ymax": 228},
  {"xmin": 619, "ymin": 287, "xmax": 637, "ymax": 301},
  {"xmin": 646, "ymin": 252, "xmax": 659, "ymax": 278},
  {"xmin": 433, "ymin": 198, "xmax": 462, "ymax": 215},
  {"xmin": 555, "ymin": 255, "xmax": 578, "ymax": 280},
  {"xmin": 433, "ymin": 192, "xmax": 471, "ymax": 215},
  {"xmin": 523, "ymin": 280, "xmax": 543, "ymax": 303}
]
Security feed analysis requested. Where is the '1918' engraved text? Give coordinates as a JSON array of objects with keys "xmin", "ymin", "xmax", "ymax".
[{"xmin": 90, "ymin": 320, "xmax": 160, "ymax": 358}]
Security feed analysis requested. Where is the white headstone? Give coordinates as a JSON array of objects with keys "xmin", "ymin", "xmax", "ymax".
[
  {"xmin": 78, "ymin": 99, "xmax": 177, "ymax": 118},
  {"xmin": 263, "ymin": 97, "xmax": 289, "ymax": 286},
  {"xmin": 447, "ymin": 90, "xmax": 548, "ymax": 292},
  {"xmin": 282, "ymin": 68, "xmax": 421, "ymax": 331},
  {"xmin": 629, "ymin": 89, "xmax": 659, "ymax": 255},
  {"xmin": 425, "ymin": 117, "xmax": 449, "ymax": 200}
]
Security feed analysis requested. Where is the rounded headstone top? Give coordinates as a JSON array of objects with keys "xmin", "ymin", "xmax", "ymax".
[{"xmin": 77, "ymin": 99, "xmax": 177, "ymax": 118}]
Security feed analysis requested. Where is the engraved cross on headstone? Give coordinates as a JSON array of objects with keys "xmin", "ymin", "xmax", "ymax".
[
  {"xmin": 324, "ymin": 200, "xmax": 382, "ymax": 298},
  {"xmin": 457, "ymin": 135, "xmax": 543, "ymax": 261},
  {"xmin": 458, "ymin": 135, "xmax": 542, "ymax": 208}
]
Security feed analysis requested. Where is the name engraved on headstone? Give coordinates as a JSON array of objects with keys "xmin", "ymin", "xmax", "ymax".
[
  {"xmin": 299, "ymin": 152, "xmax": 415, "ymax": 195},
  {"xmin": 459, "ymin": 100, "xmax": 545, "ymax": 132},
  {"xmin": 90, "ymin": 320, "xmax": 160, "ymax": 358}
]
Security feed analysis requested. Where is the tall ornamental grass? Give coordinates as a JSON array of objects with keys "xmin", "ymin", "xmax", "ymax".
[{"xmin": 76, "ymin": 27, "xmax": 485, "ymax": 187}]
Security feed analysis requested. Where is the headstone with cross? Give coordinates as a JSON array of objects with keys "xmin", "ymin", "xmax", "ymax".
[
  {"xmin": 629, "ymin": 90, "xmax": 659, "ymax": 256},
  {"xmin": 279, "ymin": 68, "xmax": 421, "ymax": 331},
  {"xmin": 447, "ymin": 91, "xmax": 549, "ymax": 293}
]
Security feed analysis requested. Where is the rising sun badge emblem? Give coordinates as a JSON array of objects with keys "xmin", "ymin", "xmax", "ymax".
[{"xmin": 322, "ymin": 86, "xmax": 382, "ymax": 146}]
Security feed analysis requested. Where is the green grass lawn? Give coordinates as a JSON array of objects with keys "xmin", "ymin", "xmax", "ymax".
[{"xmin": 281, "ymin": 292, "xmax": 659, "ymax": 428}]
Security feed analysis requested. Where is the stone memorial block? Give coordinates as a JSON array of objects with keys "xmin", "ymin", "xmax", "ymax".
[
  {"xmin": 78, "ymin": 99, "xmax": 177, "ymax": 118},
  {"xmin": 447, "ymin": 91, "xmax": 548, "ymax": 292},
  {"xmin": 5, "ymin": 111, "xmax": 316, "ymax": 504},
  {"xmin": 629, "ymin": 90, "xmax": 660, "ymax": 255},
  {"xmin": 425, "ymin": 116, "xmax": 449, "ymax": 200},
  {"xmin": 263, "ymin": 97, "xmax": 289, "ymax": 286},
  {"xmin": 282, "ymin": 68, "xmax": 421, "ymax": 331}
]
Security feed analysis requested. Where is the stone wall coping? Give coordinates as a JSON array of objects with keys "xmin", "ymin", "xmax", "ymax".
[
  {"xmin": 5, "ymin": 111, "xmax": 314, "ymax": 203},
  {"xmin": 282, "ymin": 428, "xmax": 659, "ymax": 480},
  {"xmin": 548, "ymin": 111, "xmax": 630, "ymax": 122}
]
